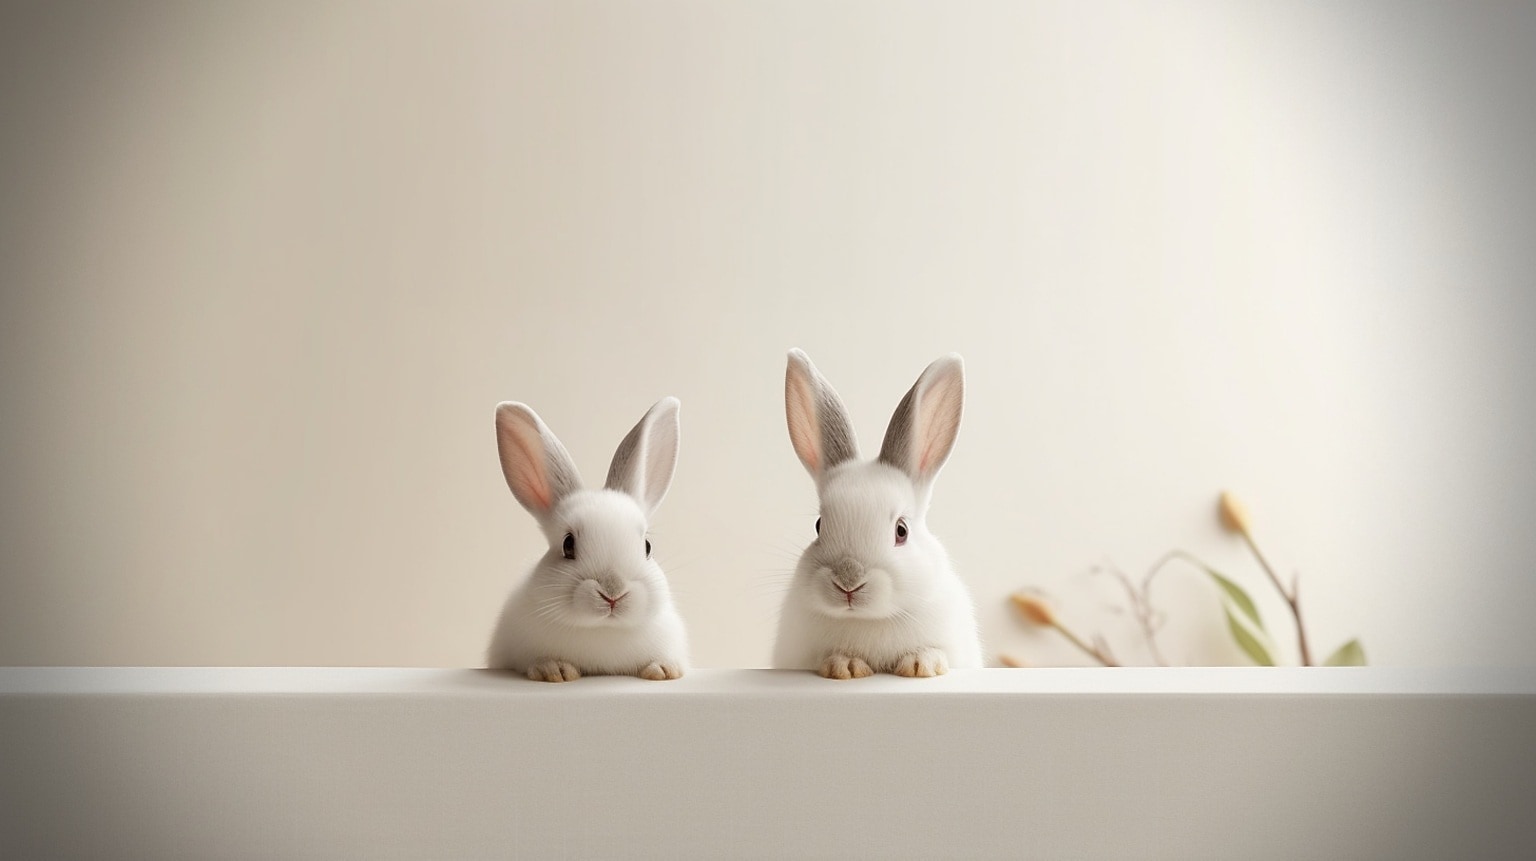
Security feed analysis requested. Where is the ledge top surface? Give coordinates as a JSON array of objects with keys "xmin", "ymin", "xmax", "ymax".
[{"xmin": 1, "ymin": 666, "xmax": 1533, "ymax": 697}]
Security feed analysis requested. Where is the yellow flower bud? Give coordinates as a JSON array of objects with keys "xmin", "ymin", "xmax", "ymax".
[
  {"xmin": 1010, "ymin": 592, "xmax": 1057, "ymax": 627},
  {"xmin": 1218, "ymin": 491, "xmax": 1251, "ymax": 535}
]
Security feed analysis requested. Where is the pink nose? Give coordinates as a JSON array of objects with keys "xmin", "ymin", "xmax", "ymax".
[
  {"xmin": 837, "ymin": 583, "xmax": 866, "ymax": 607},
  {"xmin": 598, "ymin": 590, "xmax": 626, "ymax": 609}
]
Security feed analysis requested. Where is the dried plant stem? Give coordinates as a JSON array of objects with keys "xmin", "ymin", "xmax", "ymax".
[
  {"xmin": 1098, "ymin": 562, "xmax": 1169, "ymax": 666},
  {"xmin": 1050, "ymin": 619, "xmax": 1120, "ymax": 667},
  {"xmin": 1144, "ymin": 548, "xmax": 1210, "ymax": 583},
  {"xmin": 1238, "ymin": 532, "xmax": 1313, "ymax": 667},
  {"xmin": 1154, "ymin": 543, "xmax": 1315, "ymax": 668}
]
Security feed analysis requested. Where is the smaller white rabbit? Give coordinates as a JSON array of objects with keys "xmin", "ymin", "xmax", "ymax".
[
  {"xmin": 486, "ymin": 398, "xmax": 688, "ymax": 682},
  {"xmin": 773, "ymin": 350, "xmax": 983, "ymax": 678}
]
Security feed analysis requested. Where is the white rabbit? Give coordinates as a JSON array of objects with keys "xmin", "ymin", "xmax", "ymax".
[
  {"xmin": 486, "ymin": 398, "xmax": 688, "ymax": 682},
  {"xmin": 773, "ymin": 350, "xmax": 983, "ymax": 678}
]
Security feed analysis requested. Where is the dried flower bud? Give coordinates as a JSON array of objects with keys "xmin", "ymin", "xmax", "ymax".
[
  {"xmin": 1218, "ymin": 491, "xmax": 1251, "ymax": 535},
  {"xmin": 1010, "ymin": 592, "xmax": 1058, "ymax": 627},
  {"xmin": 999, "ymin": 654, "xmax": 1029, "ymax": 668}
]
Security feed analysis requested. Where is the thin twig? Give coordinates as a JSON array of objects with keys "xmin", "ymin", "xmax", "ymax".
[
  {"xmin": 1140, "ymin": 547, "xmax": 1313, "ymax": 664},
  {"xmin": 1050, "ymin": 619, "xmax": 1120, "ymax": 667},
  {"xmin": 1238, "ymin": 532, "xmax": 1313, "ymax": 666},
  {"xmin": 1095, "ymin": 562, "xmax": 1169, "ymax": 666},
  {"xmin": 1092, "ymin": 634, "xmax": 1118, "ymax": 667}
]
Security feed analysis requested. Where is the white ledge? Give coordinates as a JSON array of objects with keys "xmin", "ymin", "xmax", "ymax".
[
  {"xmin": 3, "ymin": 668, "xmax": 1534, "ymax": 860},
  {"xmin": 3, "ymin": 665, "xmax": 1535, "ymax": 696}
]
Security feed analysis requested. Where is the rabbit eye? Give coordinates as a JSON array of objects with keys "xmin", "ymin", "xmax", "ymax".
[
  {"xmin": 814, "ymin": 516, "xmax": 821, "ymax": 535},
  {"xmin": 895, "ymin": 518, "xmax": 909, "ymax": 546},
  {"xmin": 562, "ymin": 533, "xmax": 576, "ymax": 559},
  {"xmin": 645, "ymin": 539, "xmax": 652, "ymax": 558}
]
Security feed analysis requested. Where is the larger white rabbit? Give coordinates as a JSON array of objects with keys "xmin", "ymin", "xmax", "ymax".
[
  {"xmin": 486, "ymin": 398, "xmax": 688, "ymax": 682},
  {"xmin": 773, "ymin": 350, "xmax": 983, "ymax": 678}
]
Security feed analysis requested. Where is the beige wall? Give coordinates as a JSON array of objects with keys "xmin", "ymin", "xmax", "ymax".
[{"xmin": 3, "ymin": 1, "xmax": 1533, "ymax": 668}]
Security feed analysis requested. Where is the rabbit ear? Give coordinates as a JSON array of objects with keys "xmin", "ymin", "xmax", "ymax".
[
  {"xmin": 605, "ymin": 397, "xmax": 681, "ymax": 518},
  {"xmin": 785, "ymin": 349, "xmax": 859, "ymax": 479},
  {"xmin": 495, "ymin": 402, "xmax": 583, "ymax": 518},
  {"xmin": 878, "ymin": 354, "xmax": 965, "ymax": 486}
]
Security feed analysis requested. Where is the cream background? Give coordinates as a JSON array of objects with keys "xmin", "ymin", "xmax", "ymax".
[{"xmin": 2, "ymin": 1, "xmax": 1533, "ymax": 668}]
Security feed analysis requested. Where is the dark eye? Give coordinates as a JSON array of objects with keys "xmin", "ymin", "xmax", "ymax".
[
  {"xmin": 895, "ymin": 518, "xmax": 908, "ymax": 546},
  {"xmin": 814, "ymin": 516, "xmax": 821, "ymax": 535},
  {"xmin": 645, "ymin": 539, "xmax": 652, "ymax": 558},
  {"xmin": 562, "ymin": 533, "xmax": 575, "ymax": 559}
]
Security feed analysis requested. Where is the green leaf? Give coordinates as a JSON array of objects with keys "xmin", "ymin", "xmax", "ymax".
[
  {"xmin": 1324, "ymin": 639, "xmax": 1367, "ymax": 666},
  {"xmin": 1205, "ymin": 568, "xmax": 1276, "ymax": 665},
  {"xmin": 1207, "ymin": 569, "xmax": 1264, "ymax": 632},
  {"xmin": 1223, "ymin": 604, "xmax": 1277, "ymax": 666}
]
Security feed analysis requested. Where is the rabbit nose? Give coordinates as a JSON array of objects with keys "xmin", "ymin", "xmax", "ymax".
[
  {"xmin": 597, "ymin": 589, "xmax": 627, "ymax": 609},
  {"xmin": 831, "ymin": 558, "xmax": 866, "ymax": 590}
]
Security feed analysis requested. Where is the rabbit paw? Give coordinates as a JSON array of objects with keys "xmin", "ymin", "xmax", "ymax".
[
  {"xmin": 528, "ymin": 659, "xmax": 581, "ymax": 683},
  {"xmin": 819, "ymin": 654, "xmax": 875, "ymax": 680},
  {"xmin": 894, "ymin": 648, "xmax": 948, "ymax": 678},
  {"xmin": 639, "ymin": 661, "xmax": 683, "ymax": 681}
]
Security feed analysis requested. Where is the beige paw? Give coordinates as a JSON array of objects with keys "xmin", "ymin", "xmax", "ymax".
[
  {"xmin": 894, "ymin": 649, "xmax": 948, "ymax": 678},
  {"xmin": 527, "ymin": 659, "xmax": 581, "ymax": 683},
  {"xmin": 639, "ymin": 661, "xmax": 683, "ymax": 681},
  {"xmin": 818, "ymin": 654, "xmax": 875, "ymax": 680}
]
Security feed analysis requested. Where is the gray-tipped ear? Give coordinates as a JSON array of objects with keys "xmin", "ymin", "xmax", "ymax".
[
  {"xmin": 604, "ymin": 397, "xmax": 681, "ymax": 518},
  {"xmin": 878, "ymin": 354, "xmax": 965, "ymax": 485},
  {"xmin": 785, "ymin": 349, "xmax": 859, "ymax": 479},
  {"xmin": 495, "ymin": 402, "xmax": 583, "ymax": 518}
]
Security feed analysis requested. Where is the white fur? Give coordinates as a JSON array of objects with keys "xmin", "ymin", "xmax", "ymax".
[
  {"xmin": 773, "ymin": 351, "xmax": 983, "ymax": 677},
  {"xmin": 486, "ymin": 399, "xmax": 688, "ymax": 682}
]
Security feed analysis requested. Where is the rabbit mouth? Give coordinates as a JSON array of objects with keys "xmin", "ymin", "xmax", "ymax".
[
  {"xmin": 598, "ymin": 589, "xmax": 628, "ymax": 615},
  {"xmin": 834, "ymin": 582, "xmax": 866, "ymax": 610},
  {"xmin": 567, "ymin": 578, "xmax": 640, "ymax": 624},
  {"xmin": 821, "ymin": 594, "xmax": 895, "ymax": 619},
  {"xmin": 570, "ymin": 606, "xmax": 636, "ymax": 627},
  {"xmin": 592, "ymin": 594, "xmax": 632, "ymax": 623},
  {"xmin": 818, "ymin": 568, "xmax": 889, "ymax": 616}
]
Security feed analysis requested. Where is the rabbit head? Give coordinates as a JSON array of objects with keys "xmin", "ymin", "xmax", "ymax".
[
  {"xmin": 495, "ymin": 397, "xmax": 680, "ymax": 629},
  {"xmin": 784, "ymin": 349, "xmax": 965, "ymax": 620}
]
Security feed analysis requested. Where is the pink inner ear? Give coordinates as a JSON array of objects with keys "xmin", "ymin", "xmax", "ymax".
[
  {"xmin": 919, "ymin": 439, "xmax": 939, "ymax": 475},
  {"xmin": 914, "ymin": 376, "xmax": 962, "ymax": 477},
  {"xmin": 786, "ymin": 371, "xmax": 821, "ymax": 472},
  {"xmin": 503, "ymin": 417, "xmax": 553, "ymax": 512}
]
